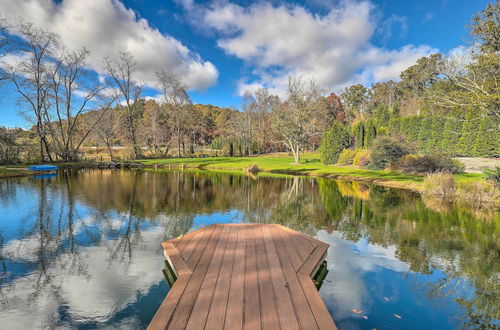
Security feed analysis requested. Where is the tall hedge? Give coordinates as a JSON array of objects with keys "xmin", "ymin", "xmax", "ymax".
[
  {"xmin": 364, "ymin": 120, "xmax": 377, "ymax": 147},
  {"xmin": 320, "ymin": 122, "xmax": 352, "ymax": 164},
  {"xmin": 385, "ymin": 114, "xmax": 498, "ymax": 157}
]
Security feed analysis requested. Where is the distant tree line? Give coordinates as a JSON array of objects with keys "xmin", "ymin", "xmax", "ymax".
[
  {"xmin": 0, "ymin": 2, "xmax": 498, "ymax": 164},
  {"xmin": 320, "ymin": 2, "xmax": 499, "ymax": 166}
]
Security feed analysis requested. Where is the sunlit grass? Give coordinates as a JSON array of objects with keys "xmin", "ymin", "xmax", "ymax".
[{"xmin": 138, "ymin": 152, "xmax": 425, "ymax": 187}]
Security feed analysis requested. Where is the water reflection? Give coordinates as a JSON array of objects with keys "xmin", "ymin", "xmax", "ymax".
[{"xmin": 0, "ymin": 169, "xmax": 498, "ymax": 329}]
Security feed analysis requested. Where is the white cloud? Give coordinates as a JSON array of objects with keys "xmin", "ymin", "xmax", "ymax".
[
  {"xmin": 377, "ymin": 14, "xmax": 408, "ymax": 44},
  {"xmin": 0, "ymin": 0, "xmax": 218, "ymax": 91},
  {"xmin": 202, "ymin": 1, "xmax": 437, "ymax": 96},
  {"xmin": 0, "ymin": 221, "xmax": 167, "ymax": 328}
]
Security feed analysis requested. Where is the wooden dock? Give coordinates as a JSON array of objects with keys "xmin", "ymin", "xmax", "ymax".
[{"xmin": 148, "ymin": 223, "xmax": 337, "ymax": 330}]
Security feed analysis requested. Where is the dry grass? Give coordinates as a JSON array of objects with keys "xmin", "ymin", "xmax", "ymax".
[
  {"xmin": 422, "ymin": 172, "xmax": 500, "ymax": 216},
  {"xmin": 456, "ymin": 180, "xmax": 500, "ymax": 208},
  {"xmin": 422, "ymin": 172, "xmax": 456, "ymax": 199}
]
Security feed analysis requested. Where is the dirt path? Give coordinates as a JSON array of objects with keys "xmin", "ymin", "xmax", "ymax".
[{"xmin": 455, "ymin": 157, "xmax": 500, "ymax": 173}]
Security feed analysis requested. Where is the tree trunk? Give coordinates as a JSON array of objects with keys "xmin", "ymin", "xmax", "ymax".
[
  {"xmin": 294, "ymin": 148, "xmax": 300, "ymax": 164},
  {"xmin": 39, "ymin": 138, "xmax": 45, "ymax": 162},
  {"xmin": 42, "ymin": 137, "xmax": 53, "ymax": 162},
  {"xmin": 106, "ymin": 142, "xmax": 114, "ymax": 161},
  {"xmin": 189, "ymin": 135, "xmax": 194, "ymax": 155},
  {"xmin": 177, "ymin": 129, "xmax": 181, "ymax": 158}
]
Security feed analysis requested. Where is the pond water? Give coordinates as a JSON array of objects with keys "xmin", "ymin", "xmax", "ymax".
[{"xmin": 0, "ymin": 169, "xmax": 498, "ymax": 329}]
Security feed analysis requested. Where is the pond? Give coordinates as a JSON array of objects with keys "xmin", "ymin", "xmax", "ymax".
[{"xmin": 0, "ymin": 169, "xmax": 498, "ymax": 329}]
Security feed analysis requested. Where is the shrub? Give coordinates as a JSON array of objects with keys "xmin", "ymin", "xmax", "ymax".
[
  {"xmin": 245, "ymin": 163, "xmax": 260, "ymax": 174},
  {"xmin": 370, "ymin": 136, "xmax": 409, "ymax": 170},
  {"xmin": 422, "ymin": 172, "xmax": 456, "ymax": 199},
  {"xmin": 456, "ymin": 180, "xmax": 500, "ymax": 208},
  {"xmin": 337, "ymin": 149, "xmax": 356, "ymax": 165},
  {"xmin": 353, "ymin": 149, "xmax": 371, "ymax": 167},
  {"xmin": 319, "ymin": 122, "xmax": 352, "ymax": 164},
  {"xmin": 483, "ymin": 167, "xmax": 500, "ymax": 186},
  {"xmin": 394, "ymin": 153, "xmax": 465, "ymax": 174}
]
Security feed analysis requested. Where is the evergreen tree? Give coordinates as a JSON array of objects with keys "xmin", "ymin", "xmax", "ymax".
[
  {"xmin": 319, "ymin": 122, "xmax": 352, "ymax": 164},
  {"xmin": 373, "ymin": 105, "xmax": 390, "ymax": 127},
  {"xmin": 354, "ymin": 122, "xmax": 365, "ymax": 148},
  {"xmin": 473, "ymin": 116, "xmax": 500, "ymax": 157},
  {"xmin": 417, "ymin": 116, "xmax": 433, "ymax": 153},
  {"xmin": 387, "ymin": 118, "xmax": 400, "ymax": 135},
  {"xmin": 427, "ymin": 116, "xmax": 444, "ymax": 153},
  {"xmin": 457, "ymin": 108, "xmax": 480, "ymax": 156},
  {"xmin": 364, "ymin": 120, "xmax": 377, "ymax": 147},
  {"xmin": 441, "ymin": 118, "xmax": 463, "ymax": 156}
]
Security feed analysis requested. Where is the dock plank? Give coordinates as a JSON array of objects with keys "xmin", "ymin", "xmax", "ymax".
[
  {"xmin": 270, "ymin": 225, "xmax": 319, "ymax": 330},
  {"xmin": 255, "ymin": 226, "xmax": 280, "ymax": 330},
  {"xmin": 205, "ymin": 225, "xmax": 238, "ymax": 330},
  {"xmin": 262, "ymin": 225, "xmax": 300, "ymax": 330},
  {"xmin": 244, "ymin": 225, "xmax": 262, "ymax": 330},
  {"xmin": 224, "ymin": 225, "xmax": 246, "ymax": 330},
  {"xmin": 167, "ymin": 225, "xmax": 223, "ymax": 329},
  {"xmin": 148, "ymin": 224, "xmax": 336, "ymax": 330}
]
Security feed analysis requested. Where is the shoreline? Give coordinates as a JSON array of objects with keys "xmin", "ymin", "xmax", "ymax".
[
  {"xmin": 1, "ymin": 153, "xmax": 485, "ymax": 193},
  {"xmin": 142, "ymin": 163, "xmax": 424, "ymax": 191}
]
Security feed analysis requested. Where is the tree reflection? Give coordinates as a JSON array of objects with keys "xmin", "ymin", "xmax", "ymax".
[
  {"xmin": 316, "ymin": 179, "xmax": 498, "ymax": 328},
  {"xmin": 0, "ymin": 169, "xmax": 497, "ymax": 328}
]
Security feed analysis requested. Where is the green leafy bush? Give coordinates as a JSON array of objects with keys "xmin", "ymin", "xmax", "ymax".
[
  {"xmin": 319, "ymin": 122, "xmax": 352, "ymax": 164},
  {"xmin": 370, "ymin": 136, "xmax": 409, "ymax": 170},
  {"xmin": 337, "ymin": 149, "xmax": 356, "ymax": 165},
  {"xmin": 353, "ymin": 149, "xmax": 371, "ymax": 167},
  {"xmin": 394, "ymin": 153, "xmax": 465, "ymax": 174},
  {"xmin": 483, "ymin": 167, "xmax": 500, "ymax": 186}
]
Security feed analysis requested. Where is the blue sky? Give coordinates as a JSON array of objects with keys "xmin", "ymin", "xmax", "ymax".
[{"xmin": 0, "ymin": 0, "xmax": 490, "ymax": 127}]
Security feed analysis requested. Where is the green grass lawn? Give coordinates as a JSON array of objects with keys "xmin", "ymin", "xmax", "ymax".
[{"xmin": 138, "ymin": 153, "xmax": 432, "ymax": 190}]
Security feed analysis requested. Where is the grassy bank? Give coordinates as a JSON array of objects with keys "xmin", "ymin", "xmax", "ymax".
[
  {"xmin": 1, "ymin": 154, "xmax": 484, "ymax": 191},
  {"xmin": 0, "ymin": 168, "xmax": 39, "ymax": 178},
  {"xmin": 139, "ymin": 152, "xmax": 483, "ymax": 191}
]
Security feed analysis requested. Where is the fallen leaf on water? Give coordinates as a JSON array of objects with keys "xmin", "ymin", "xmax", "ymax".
[
  {"xmin": 352, "ymin": 309, "xmax": 363, "ymax": 314},
  {"xmin": 383, "ymin": 297, "xmax": 390, "ymax": 301},
  {"xmin": 393, "ymin": 313, "xmax": 402, "ymax": 319},
  {"xmin": 362, "ymin": 315, "xmax": 368, "ymax": 319}
]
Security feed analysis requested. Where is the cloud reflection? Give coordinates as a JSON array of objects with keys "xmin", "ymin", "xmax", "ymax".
[
  {"xmin": 317, "ymin": 230, "xmax": 410, "ymax": 321},
  {"xmin": 0, "ymin": 223, "xmax": 165, "ymax": 328}
]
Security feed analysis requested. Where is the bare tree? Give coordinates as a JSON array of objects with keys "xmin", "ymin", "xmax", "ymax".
[
  {"xmin": 92, "ymin": 108, "xmax": 118, "ymax": 161},
  {"xmin": 45, "ymin": 47, "xmax": 110, "ymax": 161},
  {"xmin": 156, "ymin": 71, "xmax": 192, "ymax": 157},
  {"xmin": 232, "ymin": 92, "xmax": 255, "ymax": 156},
  {"xmin": 428, "ymin": 52, "xmax": 499, "ymax": 120},
  {"xmin": 253, "ymin": 88, "xmax": 279, "ymax": 153},
  {"xmin": 142, "ymin": 99, "xmax": 169, "ymax": 156},
  {"xmin": 105, "ymin": 52, "xmax": 142, "ymax": 159},
  {"xmin": 273, "ymin": 76, "xmax": 324, "ymax": 164},
  {"xmin": 8, "ymin": 22, "xmax": 58, "ymax": 162}
]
